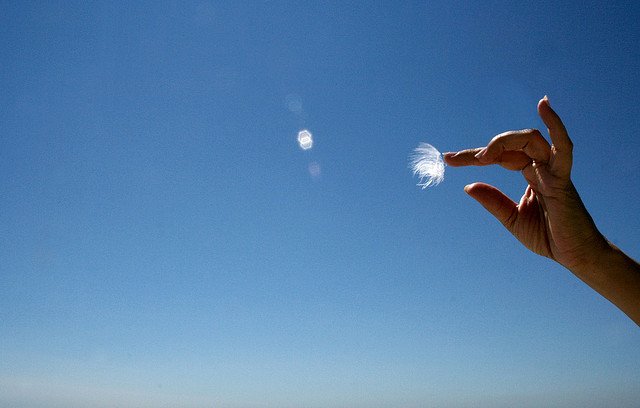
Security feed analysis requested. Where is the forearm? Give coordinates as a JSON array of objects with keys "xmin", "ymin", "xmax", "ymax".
[{"xmin": 569, "ymin": 242, "xmax": 640, "ymax": 325}]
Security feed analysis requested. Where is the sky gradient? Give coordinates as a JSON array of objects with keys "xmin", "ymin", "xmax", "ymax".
[{"xmin": 2, "ymin": 1, "xmax": 640, "ymax": 407}]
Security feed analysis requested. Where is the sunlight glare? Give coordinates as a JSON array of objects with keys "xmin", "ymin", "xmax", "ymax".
[{"xmin": 297, "ymin": 129, "xmax": 313, "ymax": 150}]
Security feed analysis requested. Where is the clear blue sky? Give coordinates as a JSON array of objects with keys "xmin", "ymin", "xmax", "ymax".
[{"xmin": 2, "ymin": 1, "xmax": 639, "ymax": 407}]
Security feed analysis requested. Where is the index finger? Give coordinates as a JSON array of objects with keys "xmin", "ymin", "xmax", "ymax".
[
  {"xmin": 444, "ymin": 149, "xmax": 532, "ymax": 171},
  {"xmin": 477, "ymin": 129, "xmax": 551, "ymax": 164}
]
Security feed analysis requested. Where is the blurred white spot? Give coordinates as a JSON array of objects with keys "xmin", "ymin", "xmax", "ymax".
[
  {"xmin": 297, "ymin": 129, "xmax": 313, "ymax": 150},
  {"xmin": 410, "ymin": 143, "xmax": 445, "ymax": 188},
  {"xmin": 285, "ymin": 94, "xmax": 303, "ymax": 113},
  {"xmin": 308, "ymin": 161, "xmax": 321, "ymax": 179}
]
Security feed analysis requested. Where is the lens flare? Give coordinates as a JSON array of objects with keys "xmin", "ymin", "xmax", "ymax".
[{"xmin": 297, "ymin": 129, "xmax": 313, "ymax": 150}]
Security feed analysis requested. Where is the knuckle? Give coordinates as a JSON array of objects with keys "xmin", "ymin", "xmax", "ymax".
[
  {"xmin": 566, "ymin": 138, "xmax": 574, "ymax": 151},
  {"xmin": 530, "ymin": 128, "xmax": 543, "ymax": 138},
  {"xmin": 491, "ymin": 130, "xmax": 514, "ymax": 145},
  {"xmin": 525, "ymin": 128, "xmax": 544, "ymax": 140}
]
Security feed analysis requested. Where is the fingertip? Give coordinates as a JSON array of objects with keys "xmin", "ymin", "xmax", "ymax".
[
  {"xmin": 537, "ymin": 95, "xmax": 551, "ymax": 112},
  {"xmin": 443, "ymin": 151, "xmax": 467, "ymax": 166},
  {"xmin": 537, "ymin": 96, "xmax": 559, "ymax": 127},
  {"xmin": 464, "ymin": 182, "xmax": 480, "ymax": 194}
]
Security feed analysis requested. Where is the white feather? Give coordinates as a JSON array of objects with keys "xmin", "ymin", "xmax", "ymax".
[{"xmin": 410, "ymin": 143, "xmax": 445, "ymax": 188}]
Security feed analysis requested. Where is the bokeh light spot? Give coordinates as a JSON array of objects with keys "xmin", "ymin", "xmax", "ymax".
[
  {"xmin": 308, "ymin": 161, "xmax": 321, "ymax": 179},
  {"xmin": 297, "ymin": 129, "xmax": 313, "ymax": 150}
]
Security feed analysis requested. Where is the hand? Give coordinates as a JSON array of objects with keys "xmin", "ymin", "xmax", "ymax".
[
  {"xmin": 444, "ymin": 96, "xmax": 607, "ymax": 270},
  {"xmin": 444, "ymin": 97, "xmax": 640, "ymax": 325}
]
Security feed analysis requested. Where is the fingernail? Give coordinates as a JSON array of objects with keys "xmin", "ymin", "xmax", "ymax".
[
  {"xmin": 543, "ymin": 95, "xmax": 550, "ymax": 106},
  {"xmin": 443, "ymin": 152, "xmax": 456, "ymax": 158},
  {"xmin": 464, "ymin": 184, "xmax": 472, "ymax": 194}
]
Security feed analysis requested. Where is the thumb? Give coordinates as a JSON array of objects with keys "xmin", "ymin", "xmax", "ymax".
[{"xmin": 464, "ymin": 182, "xmax": 517, "ymax": 228}]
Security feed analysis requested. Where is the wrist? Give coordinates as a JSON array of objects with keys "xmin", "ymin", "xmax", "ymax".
[
  {"xmin": 566, "ymin": 234, "xmax": 614, "ymax": 280},
  {"xmin": 568, "ymin": 239, "xmax": 640, "ymax": 324}
]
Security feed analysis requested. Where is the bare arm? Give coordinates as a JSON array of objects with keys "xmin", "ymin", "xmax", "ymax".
[{"xmin": 444, "ymin": 96, "xmax": 640, "ymax": 325}]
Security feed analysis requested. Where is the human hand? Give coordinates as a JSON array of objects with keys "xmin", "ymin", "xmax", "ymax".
[{"xmin": 443, "ymin": 97, "xmax": 607, "ymax": 271}]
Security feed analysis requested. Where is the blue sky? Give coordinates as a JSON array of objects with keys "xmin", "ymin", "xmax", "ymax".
[{"xmin": 1, "ymin": 1, "xmax": 639, "ymax": 407}]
